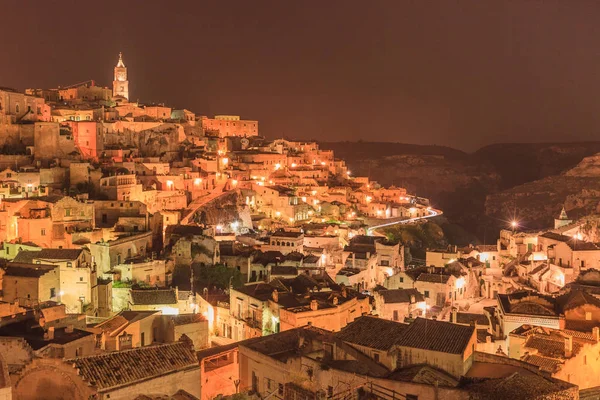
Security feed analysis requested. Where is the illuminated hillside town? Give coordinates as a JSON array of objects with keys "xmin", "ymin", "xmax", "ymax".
[{"xmin": 0, "ymin": 54, "xmax": 598, "ymax": 400}]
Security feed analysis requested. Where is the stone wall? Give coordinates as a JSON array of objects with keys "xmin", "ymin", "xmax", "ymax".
[{"xmin": 0, "ymin": 337, "xmax": 34, "ymax": 373}]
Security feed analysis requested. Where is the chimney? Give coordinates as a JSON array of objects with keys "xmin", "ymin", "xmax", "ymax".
[
  {"xmin": 410, "ymin": 295, "xmax": 416, "ymax": 304},
  {"xmin": 65, "ymin": 325, "xmax": 74, "ymax": 333},
  {"xmin": 45, "ymin": 327, "xmax": 55, "ymax": 340},
  {"xmin": 593, "ymin": 327, "xmax": 600, "ymax": 342},
  {"xmin": 451, "ymin": 307, "xmax": 458, "ymax": 324},
  {"xmin": 272, "ymin": 290, "xmax": 279, "ymax": 303},
  {"xmin": 332, "ymin": 296, "xmax": 339, "ymax": 306},
  {"xmin": 564, "ymin": 335, "xmax": 573, "ymax": 358},
  {"xmin": 310, "ymin": 299, "xmax": 318, "ymax": 311}
]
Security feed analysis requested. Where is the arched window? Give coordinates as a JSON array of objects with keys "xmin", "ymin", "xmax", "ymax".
[{"xmin": 15, "ymin": 104, "xmax": 20, "ymax": 114}]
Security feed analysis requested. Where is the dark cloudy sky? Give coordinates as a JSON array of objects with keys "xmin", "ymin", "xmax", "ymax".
[{"xmin": 2, "ymin": 1, "xmax": 600, "ymax": 151}]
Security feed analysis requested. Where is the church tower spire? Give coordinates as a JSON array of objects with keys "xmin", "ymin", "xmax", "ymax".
[{"xmin": 113, "ymin": 52, "xmax": 129, "ymax": 100}]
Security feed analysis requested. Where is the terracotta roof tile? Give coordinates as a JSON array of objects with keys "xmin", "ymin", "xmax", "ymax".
[
  {"xmin": 336, "ymin": 316, "xmax": 408, "ymax": 350},
  {"xmin": 130, "ymin": 289, "xmax": 178, "ymax": 305},
  {"xmin": 394, "ymin": 318, "xmax": 475, "ymax": 355},
  {"xmin": 68, "ymin": 342, "xmax": 198, "ymax": 391}
]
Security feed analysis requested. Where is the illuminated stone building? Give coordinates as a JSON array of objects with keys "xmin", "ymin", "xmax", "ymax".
[{"xmin": 113, "ymin": 52, "xmax": 129, "ymax": 101}]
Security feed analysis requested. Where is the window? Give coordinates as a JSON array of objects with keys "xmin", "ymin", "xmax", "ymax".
[
  {"xmin": 380, "ymin": 260, "xmax": 389, "ymax": 266},
  {"xmin": 581, "ymin": 260, "xmax": 585, "ymax": 268},
  {"xmin": 424, "ymin": 290, "xmax": 430, "ymax": 298},
  {"xmin": 374, "ymin": 353, "xmax": 380, "ymax": 362},
  {"xmin": 393, "ymin": 310, "xmax": 399, "ymax": 321},
  {"xmin": 141, "ymin": 332, "xmax": 145, "ymax": 346},
  {"xmin": 278, "ymin": 384, "xmax": 284, "ymax": 396},
  {"xmin": 65, "ymin": 209, "xmax": 71, "ymax": 217},
  {"xmin": 399, "ymin": 277, "xmax": 404, "ymax": 283},
  {"xmin": 67, "ymin": 262, "xmax": 72, "ymax": 268},
  {"xmin": 15, "ymin": 104, "xmax": 19, "ymax": 114},
  {"xmin": 406, "ymin": 395, "xmax": 418, "ymax": 400},
  {"xmin": 41, "ymin": 228, "xmax": 46, "ymax": 236},
  {"xmin": 50, "ymin": 288, "xmax": 56, "ymax": 298},
  {"xmin": 586, "ymin": 311, "xmax": 592, "ymax": 320},
  {"xmin": 79, "ymin": 277, "xmax": 83, "ymax": 282}
]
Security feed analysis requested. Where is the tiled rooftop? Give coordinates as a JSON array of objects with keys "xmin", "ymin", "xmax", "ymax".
[
  {"xmin": 68, "ymin": 341, "xmax": 198, "ymax": 391},
  {"xmin": 394, "ymin": 317, "xmax": 475, "ymax": 355},
  {"xmin": 336, "ymin": 316, "xmax": 408, "ymax": 350},
  {"xmin": 130, "ymin": 289, "xmax": 178, "ymax": 305}
]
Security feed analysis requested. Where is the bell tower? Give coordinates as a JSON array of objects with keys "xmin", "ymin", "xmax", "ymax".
[{"xmin": 112, "ymin": 52, "xmax": 129, "ymax": 100}]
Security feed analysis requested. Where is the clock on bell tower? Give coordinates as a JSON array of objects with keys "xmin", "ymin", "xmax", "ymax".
[{"xmin": 112, "ymin": 52, "xmax": 129, "ymax": 101}]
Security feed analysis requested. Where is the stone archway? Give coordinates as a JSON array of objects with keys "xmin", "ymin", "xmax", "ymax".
[{"xmin": 12, "ymin": 359, "xmax": 95, "ymax": 400}]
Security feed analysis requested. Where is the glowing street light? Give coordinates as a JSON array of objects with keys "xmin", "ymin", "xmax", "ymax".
[
  {"xmin": 194, "ymin": 178, "xmax": 202, "ymax": 185},
  {"xmin": 365, "ymin": 196, "xmax": 372, "ymax": 203},
  {"xmin": 455, "ymin": 277, "xmax": 465, "ymax": 289},
  {"xmin": 222, "ymin": 157, "xmax": 229, "ymax": 165},
  {"xmin": 274, "ymin": 163, "xmax": 281, "ymax": 170},
  {"xmin": 291, "ymin": 163, "xmax": 297, "ymax": 168}
]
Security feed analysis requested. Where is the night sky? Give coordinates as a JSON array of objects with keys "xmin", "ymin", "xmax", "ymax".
[{"xmin": 3, "ymin": 1, "xmax": 600, "ymax": 151}]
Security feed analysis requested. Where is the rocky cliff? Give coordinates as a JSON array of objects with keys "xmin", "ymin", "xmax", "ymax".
[
  {"xmin": 485, "ymin": 154, "xmax": 600, "ymax": 229},
  {"xmin": 321, "ymin": 141, "xmax": 600, "ymax": 241}
]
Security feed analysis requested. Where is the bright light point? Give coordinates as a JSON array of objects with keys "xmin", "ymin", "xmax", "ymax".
[
  {"xmin": 455, "ymin": 277, "xmax": 465, "ymax": 289},
  {"xmin": 308, "ymin": 210, "xmax": 314, "ymax": 215},
  {"xmin": 289, "ymin": 217, "xmax": 294, "ymax": 222},
  {"xmin": 366, "ymin": 196, "xmax": 372, "ymax": 203},
  {"xmin": 59, "ymin": 291, "xmax": 65, "ymax": 296},
  {"xmin": 274, "ymin": 163, "xmax": 281, "ymax": 170},
  {"xmin": 216, "ymin": 224, "xmax": 223, "ymax": 231},
  {"xmin": 376, "ymin": 210, "xmax": 382, "ymax": 216},
  {"xmin": 275, "ymin": 211, "xmax": 281, "ymax": 217},
  {"xmin": 166, "ymin": 180, "xmax": 173, "ymax": 187},
  {"xmin": 321, "ymin": 161, "xmax": 326, "ymax": 166},
  {"xmin": 194, "ymin": 178, "xmax": 202, "ymax": 185},
  {"xmin": 313, "ymin": 199, "xmax": 319, "ymax": 205},
  {"xmin": 222, "ymin": 157, "xmax": 229, "ymax": 165},
  {"xmin": 511, "ymin": 220, "xmax": 518, "ymax": 228},
  {"xmin": 409, "ymin": 207, "xmax": 417, "ymax": 214},
  {"xmin": 291, "ymin": 163, "xmax": 297, "ymax": 168},
  {"xmin": 231, "ymin": 221, "xmax": 239, "ymax": 230},
  {"xmin": 232, "ymin": 179, "xmax": 238, "ymax": 185},
  {"xmin": 347, "ymin": 171, "xmax": 351, "ymax": 176},
  {"xmin": 302, "ymin": 196, "xmax": 307, "ymax": 202}
]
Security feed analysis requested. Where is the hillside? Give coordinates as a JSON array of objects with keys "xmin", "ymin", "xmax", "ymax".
[
  {"xmin": 485, "ymin": 154, "xmax": 600, "ymax": 229},
  {"xmin": 321, "ymin": 141, "xmax": 600, "ymax": 241}
]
